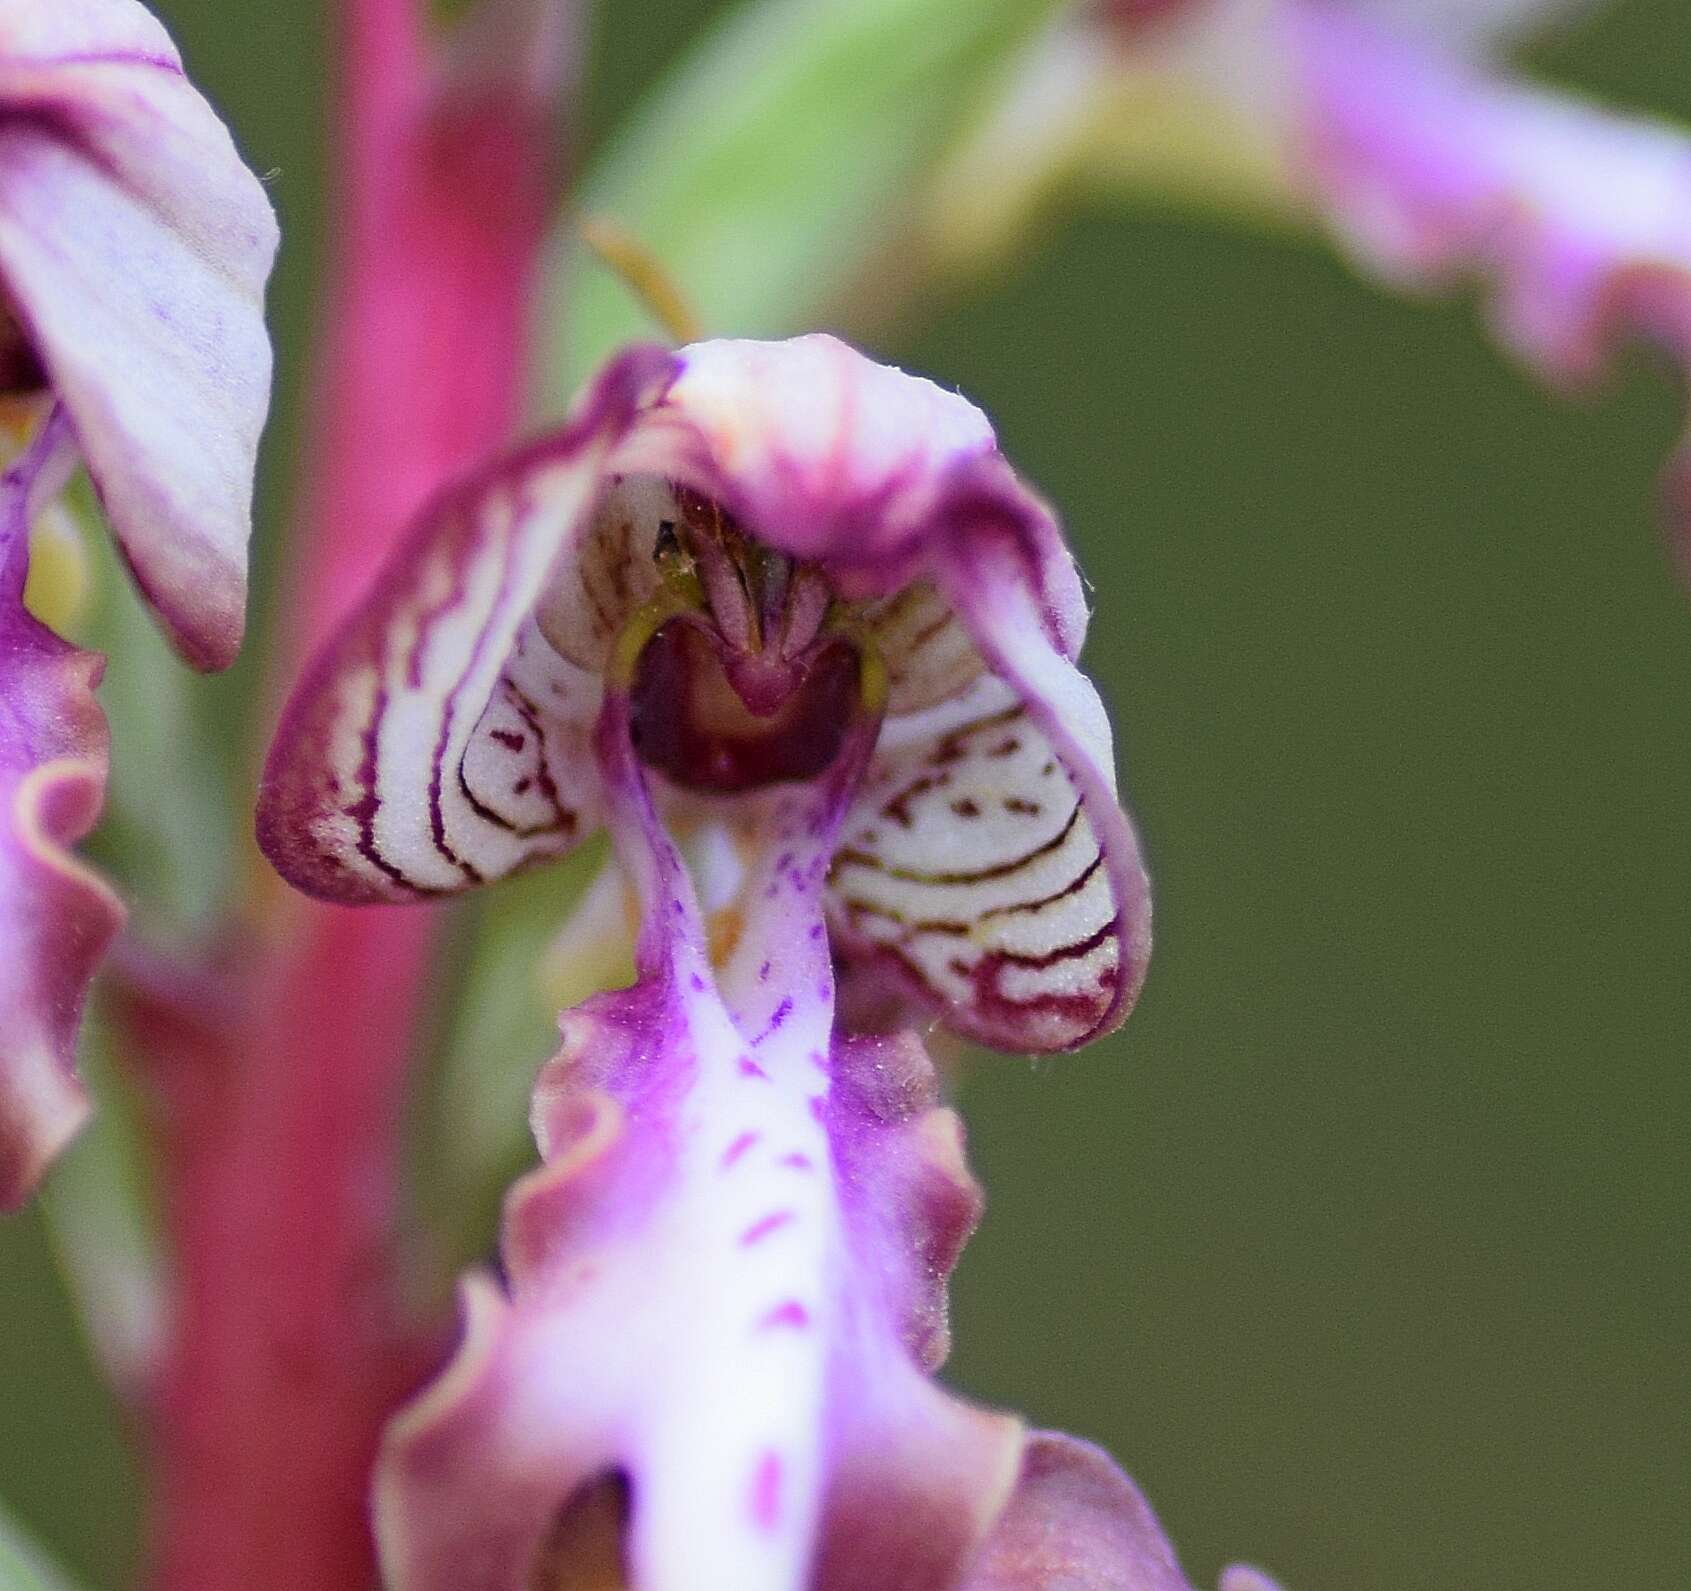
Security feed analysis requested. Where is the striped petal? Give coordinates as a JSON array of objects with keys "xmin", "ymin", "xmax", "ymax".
[
  {"xmin": 0, "ymin": 410, "xmax": 124, "ymax": 1207},
  {"xmin": 0, "ymin": 0, "xmax": 278, "ymax": 669},
  {"xmin": 609, "ymin": 341, "xmax": 1148, "ymax": 1050},
  {"xmin": 829, "ymin": 457, "xmax": 1150, "ymax": 1053},
  {"xmin": 257, "ymin": 348, "xmax": 676, "ymax": 903}
]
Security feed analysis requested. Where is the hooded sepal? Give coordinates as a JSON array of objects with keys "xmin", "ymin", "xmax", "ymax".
[
  {"xmin": 257, "ymin": 347, "xmax": 678, "ymax": 903},
  {"xmin": 830, "ymin": 452, "xmax": 1151, "ymax": 1052},
  {"xmin": 0, "ymin": 0, "xmax": 279, "ymax": 669},
  {"xmin": 0, "ymin": 409, "xmax": 123, "ymax": 1207}
]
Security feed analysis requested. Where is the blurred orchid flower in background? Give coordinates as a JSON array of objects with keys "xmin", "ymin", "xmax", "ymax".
[
  {"xmin": 934, "ymin": 0, "xmax": 1691, "ymax": 561},
  {"xmin": 0, "ymin": 0, "xmax": 275, "ymax": 1208}
]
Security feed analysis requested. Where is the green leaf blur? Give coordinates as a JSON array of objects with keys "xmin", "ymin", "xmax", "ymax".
[{"xmin": 546, "ymin": 0, "xmax": 1062, "ymax": 392}]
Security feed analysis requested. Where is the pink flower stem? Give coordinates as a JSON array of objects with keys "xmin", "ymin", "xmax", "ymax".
[{"xmin": 135, "ymin": 0, "xmax": 566, "ymax": 1586}]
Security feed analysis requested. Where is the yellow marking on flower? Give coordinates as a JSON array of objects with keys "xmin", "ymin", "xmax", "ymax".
[
  {"xmin": 530, "ymin": 1475, "xmax": 631, "ymax": 1590},
  {"xmin": 23, "ymin": 504, "xmax": 90, "ymax": 633},
  {"xmin": 707, "ymin": 905, "xmax": 743, "ymax": 971},
  {"xmin": 607, "ymin": 560, "xmax": 704, "ymax": 690},
  {"xmin": 824, "ymin": 610, "xmax": 889, "ymax": 719},
  {"xmin": 858, "ymin": 634, "xmax": 888, "ymax": 718},
  {"xmin": 0, "ymin": 394, "xmax": 45, "ymax": 443},
  {"xmin": 1, "ymin": 400, "xmax": 90, "ymax": 632},
  {"xmin": 536, "ymin": 865, "xmax": 640, "ymax": 1015}
]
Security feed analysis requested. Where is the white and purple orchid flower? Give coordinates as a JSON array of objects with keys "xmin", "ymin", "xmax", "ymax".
[
  {"xmin": 953, "ymin": 0, "xmax": 1691, "ymax": 567},
  {"xmin": 253, "ymin": 336, "xmax": 1281, "ymax": 1587},
  {"xmin": 260, "ymin": 335, "xmax": 1150, "ymax": 1054},
  {"xmin": 0, "ymin": 0, "xmax": 276, "ymax": 1207}
]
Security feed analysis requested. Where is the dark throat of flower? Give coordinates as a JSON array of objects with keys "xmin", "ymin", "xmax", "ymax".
[
  {"xmin": 0, "ymin": 294, "xmax": 47, "ymax": 399},
  {"xmin": 610, "ymin": 489, "xmax": 887, "ymax": 797}
]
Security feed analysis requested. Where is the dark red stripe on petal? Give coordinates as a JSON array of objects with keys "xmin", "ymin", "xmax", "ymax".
[{"xmin": 833, "ymin": 802, "xmax": 1082, "ymax": 887}]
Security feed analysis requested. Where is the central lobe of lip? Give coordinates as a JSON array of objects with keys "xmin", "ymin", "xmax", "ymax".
[{"xmin": 630, "ymin": 621, "xmax": 859, "ymax": 793}]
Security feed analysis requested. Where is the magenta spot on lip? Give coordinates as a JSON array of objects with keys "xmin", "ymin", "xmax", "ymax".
[
  {"xmin": 759, "ymin": 1300, "xmax": 811, "ymax": 1330},
  {"xmin": 778, "ymin": 1152, "xmax": 814, "ymax": 1171},
  {"xmin": 739, "ymin": 1056, "xmax": 769, "ymax": 1081},
  {"xmin": 752, "ymin": 997, "xmax": 793, "ymax": 1045},
  {"xmin": 759, "ymin": 959, "xmax": 772, "ymax": 981},
  {"xmin": 808, "ymin": 1094, "xmax": 827, "ymax": 1122},
  {"xmin": 807, "ymin": 1049, "xmax": 826, "ymax": 1070},
  {"xmin": 808, "ymin": 923, "xmax": 824, "ymax": 941},
  {"xmin": 721, "ymin": 1131, "xmax": 761, "ymax": 1169},
  {"xmin": 690, "ymin": 972, "xmax": 707, "ymax": 992},
  {"xmin": 750, "ymin": 1451, "xmax": 783, "ymax": 1532},
  {"xmin": 740, "ymin": 1210, "xmax": 795, "ymax": 1246}
]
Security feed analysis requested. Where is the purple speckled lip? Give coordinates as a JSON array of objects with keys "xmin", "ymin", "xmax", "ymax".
[{"xmin": 373, "ymin": 652, "xmax": 1272, "ymax": 1589}]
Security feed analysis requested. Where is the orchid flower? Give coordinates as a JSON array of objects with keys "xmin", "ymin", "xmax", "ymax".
[
  {"xmin": 255, "ymin": 336, "xmax": 1282, "ymax": 1586},
  {"xmin": 4, "ymin": 0, "xmax": 1672, "ymax": 1583},
  {"xmin": 938, "ymin": 0, "xmax": 1691, "ymax": 565},
  {"xmin": 0, "ymin": 0, "xmax": 276, "ymax": 1207},
  {"xmin": 260, "ymin": 335, "xmax": 1149, "ymax": 1053}
]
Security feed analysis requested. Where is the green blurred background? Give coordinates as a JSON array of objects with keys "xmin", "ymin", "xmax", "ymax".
[{"xmin": 2, "ymin": 2, "xmax": 1688, "ymax": 1587}]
